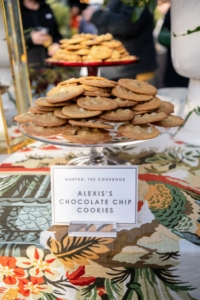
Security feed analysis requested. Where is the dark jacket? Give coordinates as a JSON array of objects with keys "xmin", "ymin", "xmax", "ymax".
[
  {"xmin": 20, "ymin": 0, "xmax": 62, "ymax": 68},
  {"xmin": 90, "ymin": 0, "xmax": 157, "ymax": 80}
]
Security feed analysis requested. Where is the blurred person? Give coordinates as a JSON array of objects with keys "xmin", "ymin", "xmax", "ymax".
[
  {"xmin": 20, "ymin": 0, "xmax": 62, "ymax": 68},
  {"xmin": 79, "ymin": 14, "xmax": 98, "ymax": 35},
  {"xmin": 158, "ymin": 7, "xmax": 189, "ymax": 87},
  {"xmin": 82, "ymin": 0, "xmax": 157, "ymax": 82},
  {"xmin": 68, "ymin": 0, "xmax": 90, "ymax": 35},
  {"xmin": 70, "ymin": 4, "xmax": 81, "ymax": 33},
  {"xmin": 19, "ymin": 0, "xmax": 67, "ymax": 99}
]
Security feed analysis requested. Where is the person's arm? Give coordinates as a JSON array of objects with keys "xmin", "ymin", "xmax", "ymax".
[{"xmin": 24, "ymin": 30, "xmax": 50, "ymax": 47}]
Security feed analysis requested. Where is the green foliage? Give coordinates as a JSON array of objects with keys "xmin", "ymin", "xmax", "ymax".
[
  {"xmin": 132, "ymin": 6, "xmax": 144, "ymax": 22},
  {"xmin": 41, "ymin": 292, "xmax": 58, "ymax": 300},
  {"xmin": 46, "ymin": 0, "xmax": 70, "ymax": 37},
  {"xmin": 83, "ymin": 286, "xmax": 97, "ymax": 300},
  {"xmin": 121, "ymin": 0, "xmax": 156, "ymax": 8},
  {"xmin": 152, "ymin": 268, "xmax": 195, "ymax": 292},
  {"xmin": 173, "ymin": 26, "xmax": 200, "ymax": 37},
  {"xmin": 28, "ymin": 66, "xmax": 78, "ymax": 98},
  {"xmin": 105, "ymin": 278, "xmax": 122, "ymax": 299},
  {"xmin": 146, "ymin": 0, "xmax": 157, "ymax": 14},
  {"xmin": 121, "ymin": 0, "xmax": 157, "ymax": 22}
]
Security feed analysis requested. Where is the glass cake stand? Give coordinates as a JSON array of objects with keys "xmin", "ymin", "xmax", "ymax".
[
  {"xmin": 46, "ymin": 58, "xmax": 139, "ymax": 76},
  {"xmin": 18, "ymin": 122, "xmax": 170, "ymax": 166}
]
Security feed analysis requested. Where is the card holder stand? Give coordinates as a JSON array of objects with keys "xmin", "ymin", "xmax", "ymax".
[{"xmin": 68, "ymin": 221, "xmax": 117, "ymax": 237}]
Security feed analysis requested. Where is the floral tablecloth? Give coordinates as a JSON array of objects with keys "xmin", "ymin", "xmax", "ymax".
[
  {"xmin": 0, "ymin": 128, "xmax": 200, "ymax": 299},
  {"xmin": 0, "ymin": 88, "xmax": 200, "ymax": 299}
]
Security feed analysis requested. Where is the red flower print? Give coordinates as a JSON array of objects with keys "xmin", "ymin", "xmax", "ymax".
[
  {"xmin": 19, "ymin": 148, "xmax": 32, "ymax": 152},
  {"xmin": 66, "ymin": 266, "xmax": 96, "ymax": 286},
  {"xmin": 66, "ymin": 265, "xmax": 85, "ymax": 280},
  {"xmin": 14, "ymin": 129, "xmax": 20, "ymax": 134},
  {"xmin": 0, "ymin": 256, "xmax": 25, "ymax": 285},
  {"xmin": 18, "ymin": 276, "xmax": 45, "ymax": 297},
  {"xmin": 40, "ymin": 145, "xmax": 61, "ymax": 150},
  {"xmin": 97, "ymin": 287, "xmax": 107, "ymax": 296},
  {"xmin": 69, "ymin": 276, "xmax": 96, "ymax": 286},
  {"xmin": 174, "ymin": 140, "xmax": 185, "ymax": 144},
  {"xmin": 0, "ymin": 257, "xmax": 16, "ymax": 268},
  {"xmin": 16, "ymin": 246, "xmax": 62, "ymax": 281},
  {"xmin": 138, "ymin": 200, "xmax": 144, "ymax": 212},
  {"xmin": 34, "ymin": 248, "xmax": 40, "ymax": 260}
]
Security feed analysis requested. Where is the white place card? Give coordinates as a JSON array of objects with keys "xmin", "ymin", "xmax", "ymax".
[{"xmin": 51, "ymin": 166, "xmax": 138, "ymax": 226}]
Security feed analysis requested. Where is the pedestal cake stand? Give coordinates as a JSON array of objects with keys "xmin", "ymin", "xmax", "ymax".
[{"xmin": 46, "ymin": 58, "xmax": 139, "ymax": 76}]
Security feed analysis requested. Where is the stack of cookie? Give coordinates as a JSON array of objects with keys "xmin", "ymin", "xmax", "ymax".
[
  {"xmin": 15, "ymin": 77, "xmax": 184, "ymax": 145},
  {"xmin": 47, "ymin": 33, "xmax": 136, "ymax": 63}
]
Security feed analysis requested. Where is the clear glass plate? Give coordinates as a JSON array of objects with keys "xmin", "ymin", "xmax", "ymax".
[
  {"xmin": 18, "ymin": 122, "xmax": 171, "ymax": 165},
  {"xmin": 18, "ymin": 122, "xmax": 171, "ymax": 148}
]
